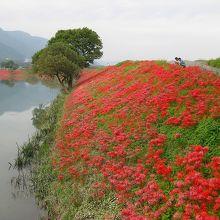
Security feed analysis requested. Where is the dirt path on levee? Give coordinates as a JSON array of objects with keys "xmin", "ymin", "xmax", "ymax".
[{"xmin": 185, "ymin": 60, "xmax": 220, "ymax": 76}]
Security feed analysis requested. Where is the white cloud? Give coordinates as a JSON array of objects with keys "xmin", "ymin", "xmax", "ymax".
[{"xmin": 0, "ymin": 0, "xmax": 220, "ymax": 61}]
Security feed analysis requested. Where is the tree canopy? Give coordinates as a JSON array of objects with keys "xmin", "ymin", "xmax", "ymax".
[
  {"xmin": 32, "ymin": 42, "xmax": 84, "ymax": 90},
  {"xmin": 48, "ymin": 27, "xmax": 103, "ymax": 67},
  {"xmin": 32, "ymin": 27, "xmax": 103, "ymax": 90},
  {"xmin": 0, "ymin": 59, "xmax": 19, "ymax": 70}
]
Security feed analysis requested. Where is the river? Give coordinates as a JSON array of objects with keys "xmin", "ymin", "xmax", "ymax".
[{"xmin": 0, "ymin": 79, "xmax": 59, "ymax": 220}]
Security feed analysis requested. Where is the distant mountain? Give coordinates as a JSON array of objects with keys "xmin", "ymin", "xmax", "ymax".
[{"xmin": 0, "ymin": 28, "xmax": 47, "ymax": 62}]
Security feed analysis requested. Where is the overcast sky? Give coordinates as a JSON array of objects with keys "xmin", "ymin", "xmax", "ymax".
[{"xmin": 0, "ymin": 0, "xmax": 220, "ymax": 62}]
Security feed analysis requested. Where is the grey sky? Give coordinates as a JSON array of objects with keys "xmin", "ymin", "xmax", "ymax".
[{"xmin": 1, "ymin": 0, "xmax": 220, "ymax": 62}]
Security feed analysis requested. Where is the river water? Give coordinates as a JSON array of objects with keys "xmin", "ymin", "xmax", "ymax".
[{"xmin": 0, "ymin": 79, "xmax": 59, "ymax": 220}]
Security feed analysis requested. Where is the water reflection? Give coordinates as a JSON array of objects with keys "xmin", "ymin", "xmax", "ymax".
[
  {"xmin": 0, "ymin": 80, "xmax": 58, "ymax": 116},
  {"xmin": 0, "ymin": 80, "xmax": 16, "ymax": 87},
  {"xmin": 0, "ymin": 79, "xmax": 59, "ymax": 220},
  {"xmin": 10, "ymin": 169, "xmax": 30, "ymax": 198}
]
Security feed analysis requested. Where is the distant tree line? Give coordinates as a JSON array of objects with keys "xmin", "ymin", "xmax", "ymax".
[
  {"xmin": 32, "ymin": 27, "xmax": 103, "ymax": 91},
  {"xmin": 0, "ymin": 59, "xmax": 19, "ymax": 70}
]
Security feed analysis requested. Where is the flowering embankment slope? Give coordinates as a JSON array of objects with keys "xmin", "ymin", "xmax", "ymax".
[{"xmin": 54, "ymin": 61, "xmax": 220, "ymax": 219}]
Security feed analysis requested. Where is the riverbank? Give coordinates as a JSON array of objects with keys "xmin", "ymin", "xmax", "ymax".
[
  {"xmin": 13, "ymin": 93, "xmax": 67, "ymax": 215},
  {"xmin": 17, "ymin": 92, "xmax": 120, "ymax": 219}
]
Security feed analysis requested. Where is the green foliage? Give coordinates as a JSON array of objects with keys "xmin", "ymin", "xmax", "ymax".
[
  {"xmin": 31, "ymin": 49, "xmax": 45, "ymax": 72},
  {"xmin": 49, "ymin": 27, "xmax": 103, "ymax": 67},
  {"xmin": 13, "ymin": 94, "xmax": 66, "ymax": 170},
  {"xmin": 32, "ymin": 42, "xmax": 84, "ymax": 90},
  {"xmin": 14, "ymin": 133, "xmax": 42, "ymax": 169},
  {"xmin": 0, "ymin": 59, "xmax": 19, "ymax": 70},
  {"xmin": 207, "ymin": 57, "xmax": 220, "ymax": 68},
  {"xmin": 31, "ymin": 94, "xmax": 67, "ymax": 204}
]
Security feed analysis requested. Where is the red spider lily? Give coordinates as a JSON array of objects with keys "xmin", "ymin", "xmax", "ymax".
[{"xmin": 52, "ymin": 61, "xmax": 220, "ymax": 218}]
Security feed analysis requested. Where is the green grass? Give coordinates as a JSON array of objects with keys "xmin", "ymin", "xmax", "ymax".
[
  {"xmin": 115, "ymin": 60, "xmax": 132, "ymax": 67},
  {"xmin": 156, "ymin": 117, "xmax": 220, "ymax": 160},
  {"xmin": 207, "ymin": 57, "xmax": 220, "ymax": 68}
]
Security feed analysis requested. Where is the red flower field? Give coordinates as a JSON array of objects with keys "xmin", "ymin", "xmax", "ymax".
[
  {"xmin": 53, "ymin": 61, "xmax": 220, "ymax": 219},
  {"xmin": 0, "ymin": 69, "xmax": 24, "ymax": 80}
]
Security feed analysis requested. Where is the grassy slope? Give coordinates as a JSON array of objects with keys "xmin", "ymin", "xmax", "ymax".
[
  {"xmin": 41, "ymin": 61, "xmax": 219, "ymax": 219},
  {"xmin": 208, "ymin": 57, "xmax": 220, "ymax": 68}
]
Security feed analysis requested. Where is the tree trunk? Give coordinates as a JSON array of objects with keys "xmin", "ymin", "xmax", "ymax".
[
  {"xmin": 67, "ymin": 75, "xmax": 73, "ymax": 91},
  {"xmin": 56, "ymin": 74, "xmax": 65, "ymax": 88}
]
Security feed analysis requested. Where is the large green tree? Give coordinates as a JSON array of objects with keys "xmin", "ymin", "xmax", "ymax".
[
  {"xmin": 32, "ymin": 42, "xmax": 84, "ymax": 90},
  {"xmin": 48, "ymin": 27, "xmax": 103, "ymax": 67}
]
